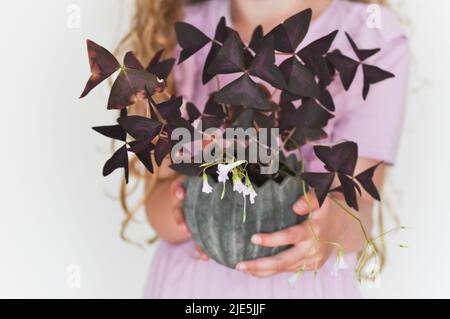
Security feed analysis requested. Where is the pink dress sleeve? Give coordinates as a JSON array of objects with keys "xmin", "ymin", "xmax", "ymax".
[{"xmin": 330, "ymin": 20, "xmax": 410, "ymax": 164}]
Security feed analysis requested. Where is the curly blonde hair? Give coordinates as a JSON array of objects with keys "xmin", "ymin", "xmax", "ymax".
[{"xmin": 116, "ymin": 0, "xmax": 393, "ymax": 276}]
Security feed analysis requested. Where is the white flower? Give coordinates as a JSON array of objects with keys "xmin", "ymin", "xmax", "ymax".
[
  {"xmin": 331, "ymin": 251, "xmax": 348, "ymax": 277},
  {"xmin": 233, "ymin": 178, "xmax": 246, "ymax": 194},
  {"xmin": 337, "ymin": 255, "xmax": 348, "ymax": 270},
  {"xmin": 242, "ymin": 175, "xmax": 257, "ymax": 204},
  {"xmin": 241, "ymin": 185, "xmax": 251, "ymax": 196},
  {"xmin": 217, "ymin": 164, "xmax": 230, "ymax": 183},
  {"xmin": 217, "ymin": 160, "xmax": 246, "ymax": 184},
  {"xmin": 202, "ymin": 173, "xmax": 213, "ymax": 194},
  {"xmin": 249, "ymin": 188, "xmax": 257, "ymax": 204}
]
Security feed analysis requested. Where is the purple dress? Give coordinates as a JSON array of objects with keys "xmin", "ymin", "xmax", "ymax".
[{"xmin": 144, "ymin": 0, "xmax": 409, "ymax": 298}]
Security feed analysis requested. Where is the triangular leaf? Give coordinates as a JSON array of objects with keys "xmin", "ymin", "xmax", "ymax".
[
  {"xmin": 355, "ymin": 162, "xmax": 382, "ymax": 201},
  {"xmin": 267, "ymin": 8, "xmax": 312, "ymax": 53},
  {"xmin": 108, "ymin": 68, "xmax": 165, "ymax": 109},
  {"xmin": 92, "ymin": 124, "xmax": 126, "ymax": 142},
  {"xmin": 117, "ymin": 115, "xmax": 162, "ymax": 140},
  {"xmin": 279, "ymin": 57, "xmax": 320, "ymax": 97},
  {"xmin": 80, "ymin": 40, "xmax": 120, "ymax": 98},
  {"xmin": 128, "ymin": 138, "xmax": 155, "ymax": 173},
  {"xmin": 214, "ymin": 74, "xmax": 273, "ymax": 111},
  {"xmin": 175, "ymin": 22, "xmax": 211, "ymax": 64},
  {"xmin": 327, "ymin": 50, "xmax": 360, "ymax": 90},
  {"xmin": 345, "ymin": 32, "xmax": 380, "ymax": 62},
  {"xmin": 103, "ymin": 144, "xmax": 129, "ymax": 183},
  {"xmin": 207, "ymin": 32, "xmax": 245, "ymax": 76},
  {"xmin": 362, "ymin": 64, "xmax": 395, "ymax": 100},
  {"xmin": 301, "ymin": 172, "xmax": 334, "ymax": 207},
  {"xmin": 248, "ymin": 36, "xmax": 287, "ymax": 90}
]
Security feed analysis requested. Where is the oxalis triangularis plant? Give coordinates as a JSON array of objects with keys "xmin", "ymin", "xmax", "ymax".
[{"xmin": 80, "ymin": 8, "xmax": 404, "ymax": 281}]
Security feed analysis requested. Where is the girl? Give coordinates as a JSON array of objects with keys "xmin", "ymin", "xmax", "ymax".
[{"xmin": 119, "ymin": 0, "xmax": 409, "ymax": 298}]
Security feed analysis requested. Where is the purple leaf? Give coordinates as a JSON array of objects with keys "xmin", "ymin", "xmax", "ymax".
[
  {"xmin": 355, "ymin": 162, "xmax": 382, "ymax": 201},
  {"xmin": 214, "ymin": 17, "xmax": 234, "ymax": 44},
  {"xmin": 170, "ymin": 162, "xmax": 202, "ymax": 176},
  {"xmin": 202, "ymin": 17, "xmax": 235, "ymax": 83},
  {"xmin": 254, "ymin": 111, "xmax": 276, "ymax": 128},
  {"xmin": 186, "ymin": 102, "xmax": 201, "ymax": 123},
  {"xmin": 337, "ymin": 173, "xmax": 359, "ymax": 210},
  {"xmin": 202, "ymin": 42, "xmax": 222, "ymax": 84},
  {"xmin": 204, "ymin": 94, "xmax": 226, "ymax": 118},
  {"xmin": 298, "ymin": 30, "xmax": 338, "ymax": 58},
  {"xmin": 154, "ymin": 138, "xmax": 171, "ymax": 166},
  {"xmin": 80, "ymin": 40, "xmax": 120, "ymax": 98},
  {"xmin": 152, "ymin": 96, "xmax": 183, "ymax": 121},
  {"xmin": 146, "ymin": 49, "xmax": 175, "ymax": 80},
  {"xmin": 200, "ymin": 116, "xmax": 224, "ymax": 130},
  {"xmin": 290, "ymin": 99, "xmax": 333, "ymax": 128},
  {"xmin": 327, "ymin": 49, "xmax": 359, "ymax": 90},
  {"xmin": 314, "ymin": 141, "xmax": 358, "ymax": 175},
  {"xmin": 283, "ymin": 99, "xmax": 333, "ymax": 148},
  {"xmin": 103, "ymin": 144, "xmax": 129, "ymax": 183},
  {"xmin": 207, "ymin": 32, "xmax": 245, "ymax": 76},
  {"xmin": 107, "ymin": 53, "xmax": 165, "ymax": 109},
  {"xmin": 317, "ymin": 86, "xmax": 335, "ymax": 112},
  {"xmin": 147, "ymin": 49, "xmax": 164, "ymax": 67},
  {"xmin": 280, "ymin": 90, "xmax": 301, "ymax": 104},
  {"xmin": 92, "ymin": 124, "xmax": 126, "ymax": 142},
  {"xmin": 128, "ymin": 139, "xmax": 155, "ymax": 173},
  {"xmin": 108, "ymin": 69, "xmax": 164, "ymax": 109},
  {"xmin": 345, "ymin": 32, "xmax": 380, "ymax": 62},
  {"xmin": 117, "ymin": 115, "xmax": 162, "ymax": 140},
  {"xmin": 249, "ymin": 25, "xmax": 264, "ymax": 52},
  {"xmin": 301, "ymin": 172, "xmax": 334, "ymax": 207},
  {"xmin": 214, "ymin": 74, "xmax": 273, "ymax": 111},
  {"xmin": 284, "ymin": 127, "xmax": 328, "ymax": 150},
  {"xmin": 123, "ymin": 51, "xmax": 144, "ymax": 70},
  {"xmin": 297, "ymin": 30, "xmax": 338, "ymax": 85},
  {"xmin": 279, "ymin": 102, "xmax": 296, "ymax": 131},
  {"xmin": 248, "ymin": 36, "xmax": 287, "ymax": 90},
  {"xmin": 362, "ymin": 64, "xmax": 395, "ymax": 100},
  {"xmin": 279, "ymin": 57, "xmax": 320, "ymax": 97},
  {"xmin": 175, "ymin": 22, "xmax": 211, "ymax": 64},
  {"xmin": 267, "ymin": 8, "xmax": 312, "ymax": 53},
  {"xmin": 228, "ymin": 108, "xmax": 255, "ymax": 129},
  {"xmin": 330, "ymin": 34, "xmax": 394, "ymax": 99}
]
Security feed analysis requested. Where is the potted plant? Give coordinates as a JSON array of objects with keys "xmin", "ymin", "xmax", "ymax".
[{"xmin": 79, "ymin": 9, "xmax": 395, "ymax": 272}]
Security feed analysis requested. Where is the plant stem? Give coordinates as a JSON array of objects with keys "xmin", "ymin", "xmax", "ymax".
[
  {"xmin": 215, "ymin": 75, "xmax": 222, "ymax": 91},
  {"xmin": 242, "ymin": 195, "xmax": 247, "ymax": 223},
  {"xmin": 329, "ymin": 196, "xmax": 370, "ymax": 244},
  {"xmin": 327, "ymin": 195, "xmax": 383, "ymax": 281},
  {"xmin": 371, "ymin": 225, "xmax": 406, "ymax": 242},
  {"xmin": 297, "ymin": 148, "xmax": 344, "ymax": 275},
  {"xmin": 148, "ymin": 96, "xmax": 166, "ymax": 124}
]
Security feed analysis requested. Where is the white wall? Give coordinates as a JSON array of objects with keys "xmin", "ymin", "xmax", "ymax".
[
  {"xmin": 0, "ymin": 0, "xmax": 150, "ymax": 298},
  {"xmin": 0, "ymin": 0, "xmax": 449, "ymax": 298},
  {"xmin": 362, "ymin": 0, "xmax": 450, "ymax": 298}
]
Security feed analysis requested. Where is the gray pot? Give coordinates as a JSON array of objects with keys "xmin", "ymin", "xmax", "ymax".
[{"xmin": 183, "ymin": 176, "xmax": 307, "ymax": 269}]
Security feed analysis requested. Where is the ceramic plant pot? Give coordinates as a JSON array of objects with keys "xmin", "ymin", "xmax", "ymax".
[{"xmin": 183, "ymin": 176, "xmax": 307, "ymax": 269}]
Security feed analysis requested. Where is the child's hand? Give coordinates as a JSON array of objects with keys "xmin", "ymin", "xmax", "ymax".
[
  {"xmin": 170, "ymin": 175, "xmax": 189, "ymax": 235},
  {"xmin": 170, "ymin": 176, "xmax": 209, "ymax": 261},
  {"xmin": 234, "ymin": 192, "xmax": 350, "ymax": 278}
]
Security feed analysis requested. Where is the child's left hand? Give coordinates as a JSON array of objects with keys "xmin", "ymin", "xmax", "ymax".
[{"xmin": 234, "ymin": 192, "xmax": 350, "ymax": 278}]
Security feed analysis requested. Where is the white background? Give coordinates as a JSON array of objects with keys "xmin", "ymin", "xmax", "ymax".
[{"xmin": 0, "ymin": 0, "xmax": 449, "ymax": 298}]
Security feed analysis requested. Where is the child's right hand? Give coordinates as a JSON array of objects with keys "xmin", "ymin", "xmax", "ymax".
[{"xmin": 170, "ymin": 176, "xmax": 209, "ymax": 261}]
